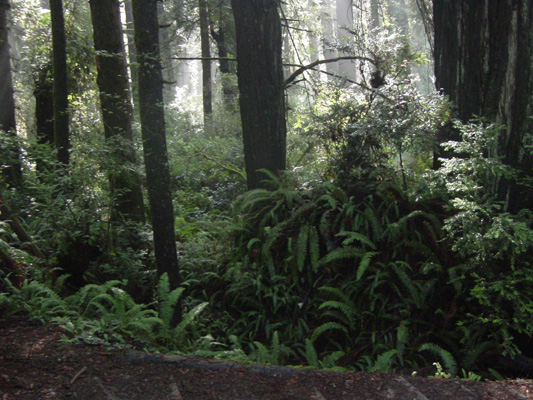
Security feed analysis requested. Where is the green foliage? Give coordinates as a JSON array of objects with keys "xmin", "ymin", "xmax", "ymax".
[
  {"xmin": 1, "ymin": 274, "xmax": 207, "ymax": 352},
  {"xmin": 419, "ymin": 343, "xmax": 457, "ymax": 376}
]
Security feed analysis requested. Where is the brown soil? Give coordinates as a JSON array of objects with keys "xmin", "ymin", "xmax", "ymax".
[{"xmin": 1, "ymin": 316, "xmax": 532, "ymax": 400}]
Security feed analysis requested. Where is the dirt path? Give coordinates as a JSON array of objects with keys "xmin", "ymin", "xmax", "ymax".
[{"xmin": 1, "ymin": 317, "xmax": 532, "ymax": 399}]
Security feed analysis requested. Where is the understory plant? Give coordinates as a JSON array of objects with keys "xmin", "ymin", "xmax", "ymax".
[{"xmin": 0, "ymin": 273, "xmax": 207, "ymax": 352}]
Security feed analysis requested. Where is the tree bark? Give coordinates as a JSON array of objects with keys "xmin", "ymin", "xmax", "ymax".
[
  {"xmin": 89, "ymin": 0, "xmax": 145, "ymax": 224},
  {"xmin": 231, "ymin": 0, "xmax": 287, "ymax": 190},
  {"xmin": 320, "ymin": 0, "xmax": 338, "ymax": 78},
  {"xmin": 34, "ymin": 66, "xmax": 54, "ymax": 148},
  {"xmin": 124, "ymin": 0, "xmax": 138, "ymax": 114},
  {"xmin": 433, "ymin": 0, "xmax": 533, "ymax": 212},
  {"xmin": 336, "ymin": 0, "xmax": 356, "ymax": 82},
  {"xmin": 0, "ymin": 0, "xmax": 22, "ymax": 187},
  {"xmin": 50, "ymin": 0, "xmax": 70, "ymax": 165},
  {"xmin": 199, "ymin": 0, "xmax": 213, "ymax": 131},
  {"xmin": 131, "ymin": 0, "xmax": 181, "ymax": 311},
  {"xmin": 210, "ymin": 0, "xmax": 237, "ymax": 108}
]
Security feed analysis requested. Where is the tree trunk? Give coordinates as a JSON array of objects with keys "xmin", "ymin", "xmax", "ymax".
[
  {"xmin": 231, "ymin": 0, "xmax": 287, "ymax": 190},
  {"xmin": 89, "ymin": 0, "xmax": 145, "ymax": 224},
  {"xmin": 34, "ymin": 66, "xmax": 54, "ymax": 148},
  {"xmin": 0, "ymin": 0, "xmax": 22, "ymax": 187},
  {"xmin": 320, "ymin": 0, "xmax": 338, "ymax": 78},
  {"xmin": 336, "ymin": 0, "xmax": 356, "ymax": 82},
  {"xmin": 210, "ymin": 0, "xmax": 237, "ymax": 109},
  {"xmin": 124, "ymin": 0, "xmax": 138, "ymax": 114},
  {"xmin": 131, "ymin": 0, "xmax": 181, "ymax": 312},
  {"xmin": 369, "ymin": 0, "xmax": 380, "ymax": 30},
  {"xmin": 50, "ymin": 0, "xmax": 70, "ymax": 165},
  {"xmin": 199, "ymin": 0, "xmax": 213, "ymax": 132},
  {"xmin": 433, "ymin": 0, "xmax": 533, "ymax": 212}
]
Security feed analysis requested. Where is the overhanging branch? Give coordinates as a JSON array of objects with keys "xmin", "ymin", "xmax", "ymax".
[{"xmin": 284, "ymin": 56, "xmax": 375, "ymax": 88}]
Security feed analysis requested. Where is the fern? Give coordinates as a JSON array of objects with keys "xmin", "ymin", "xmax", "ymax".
[
  {"xmin": 318, "ymin": 301, "xmax": 356, "ymax": 323},
  {"xmin": 308, "ymin": 226, "xmax": 320, "ymax": 267},
  {"xmin": 304, "ymin": 338, "xmax": 319, "ymax": 367},
  {"xmin": 157, "ymin": 273, "xmax": 185, "ymax": 328},
  {"xmin": 337, "ymin": 230, "xmax": 376, "ymax": 249},
  {"xmin": 368, "ymin": 349, "xmax": 398, "ymax": 372},
  {"xmin": 419, "ymin": 343, "xmax": 457, "ymax": 376},
  {"xmin": 357, "ymin": 251, "xmax": 378, "ymax": 280},
  {"xmin": 296, "ymin": 225, "xmax": 309, "ymax": 271},
  {"xmin": 310, "ymin": 321, "xmax": 348, "ymax": 343},
  {"xmin": 318, "ymin": 247, "xmax": 363, "ymax": 267},
  {"xmin": 175, "ymin": 301, "xmax": 209, "ymax": 343}
]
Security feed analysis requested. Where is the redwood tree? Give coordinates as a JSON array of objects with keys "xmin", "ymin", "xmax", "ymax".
[
  {"xmin": 433, "ymin": 0, "xmax": 533, "ymax": 212},
  {"xmin": 131, "ymin": 0, "xmax": 181, "ymax": 298},
  {"xmin": 199, "ymin": 0, "xmax": 213, "ymax": 130},
  {"xmin": 231, "ymin": 0, "xmax": 287, "ymax": 190},
  {"xmin": 50, "ymin": 0, "xmax": 70, "ymax": 165},
  {"xmin": 89, "ymin": 0, "xmax": 145, "ymax": 223},
  {"xmin": 0, "ymin": 0, "xmax": 22, "ymax": 187}
]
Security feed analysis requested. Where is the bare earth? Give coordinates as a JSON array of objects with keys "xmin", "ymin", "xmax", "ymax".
[{"xmin": 1, "ymin": 317, "xmax": 532, "ymax": 400}]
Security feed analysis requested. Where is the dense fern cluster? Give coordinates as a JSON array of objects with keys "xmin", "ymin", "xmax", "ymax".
[{"xmin": 192, "ymin": 171, "xmax": 462, "ymax": 370}]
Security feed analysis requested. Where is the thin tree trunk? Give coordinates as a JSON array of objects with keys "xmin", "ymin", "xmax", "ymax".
[
  {"xmin": 199, "ymin": 0, "xmax": 213, "ymax": 131},
  {"xmin": 50, "ymin": 0, "xmax": 70, "ymax": 165},
  {"xmin": 320, "ymin": 0, "xmax": 338, "ymax": 79},
  {"xmin": 89, "ymin": 0, "xmax": 145, "ymax": 224},
  {"xmin": 210, "ymin": 0, "xmax": 237, "ymax": 109},
  {"xmin": 131, "ymin": 0, "xmax": 181, "ymax": 313},
  {"xmin": 336, "ymin": 0, "xmax": 356, "ymax": 82},
  {"xmin": 369, "ymin": 0, "xmax": 380, "ymax": 30},
  {"xmin": 231, "ymin": 0, "xmax": 287, "ymax": 190},
  {"xmin": 34, "ymin": 66, "xmax": 54, "ymax": 147},
  {"xmin": 124, "ymin": 0, "xmax": 138, "ymax": 114},
  {"xmin": 0, "ymin": 0, "xmax": 22, "ymax": 187}
]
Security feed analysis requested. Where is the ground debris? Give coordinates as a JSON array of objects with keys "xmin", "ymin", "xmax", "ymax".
[{"xmin": 1, "ymin": 317, "xmax": 532, "ymax": 400}]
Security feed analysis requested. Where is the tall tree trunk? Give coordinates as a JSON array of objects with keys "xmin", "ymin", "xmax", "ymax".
[
  {"xmin": 433, "ymin": 0, "xmax": 533, "ymax": 212},
  {"xmin": 50, "ymin": 0, "xmax": 70, "ymax": 165},
  {"xmin": 89, "ymin": 0, "xmax": 145, "ymax": 224},
  {"xmin": 34, "ymin": 66, "xmax": 55, "ymax": 172},
  {"xmin": 320, "ymin": 0, "xmax": 338, "ymax": 78},
  {"xmin": 210, "ymin": 0, "xmax": 237, "ymax": 109},
  {"xmin": 199, "ymin": 0, "xmax": 213, "ymax": 132},
  {"xmin": 336, "ymin": 0, "xmax": 356, "ymax": 82},
  {"xmin": 131, "ymin": 0, "xmax": 181, "ymax": 308},
  {"xmin": 0, "ymin": 0, "xmax": 22, "ymax": 187},
  {"xmin": 34, "ymin": 66, "xmax": 54, "ymax": 147},
  {"xmin": 124, "ymin": 0, "xmax": 138, "ymax": 114},
  {"xmin": 369, "ymin": 0, "xmax": 380, "ymax": 30},
  {"xmin": 231, "ymin": 0, "xmax": 287, "ymax": 190}
]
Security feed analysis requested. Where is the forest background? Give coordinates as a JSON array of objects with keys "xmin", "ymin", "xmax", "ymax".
[{"xmin": 1, "ymin": 0, "xmax": 533, "ymax": 380}]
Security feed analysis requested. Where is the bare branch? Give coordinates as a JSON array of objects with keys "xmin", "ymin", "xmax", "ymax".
[{"xmin": 284, "ymin": 56, "xmax": 375, "ymax": 88}]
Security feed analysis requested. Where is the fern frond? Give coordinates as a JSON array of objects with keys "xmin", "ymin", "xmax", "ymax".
[
  {"xmin": 318, "ymin": 300, "xmax": 355, "ymax": 321},
  {"xmin": 337, "ymin": 231, "xmax": 376, "ymax": 249},
  {"xmin": 308, "ymin": 226, "xmax": 320, "ymax": 267},
  {"xmin": 357, "ymin": 251, "xmax": 378, "ymax": 280},
  {"xmin": 310, "ymin": 321, "xmax": 348, "ymax": 343},
  {"xmin": 175, "ymin": 302, "xmax": 209, "ymax": 340},
  {"xmin": 296, "ymin": 225, "xmax": 309, "ymax": 271},
  {"xmin": 304, "ymin": 338, "xmax": 319, "ymax": 367},
  {"xmin": 368, "ymin": 349, "xmax": 398, "ymax": 372},
  {"xmin": 318, "ymin": 247, "xmax": 363, "ymax": 267},
  {"xmin": 419, "ymin": 343, "xmax": 457, "ymax": 376}
]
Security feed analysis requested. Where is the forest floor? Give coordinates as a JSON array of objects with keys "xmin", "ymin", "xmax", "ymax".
[{"xmin": 1, "ymin": 316, "xmax": 533, "ymax": 400}]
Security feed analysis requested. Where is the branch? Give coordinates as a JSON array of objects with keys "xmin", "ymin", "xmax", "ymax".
[
  {"xmin": 285, "ymin": 65, "xmax": 395, "ymax": 104},
  {"xmin": 0, "ymin": 193, "xmax": 46, "ymax": 260},
  {"xmin": 284, "ymin": 56, "xmax": 375, "ymax": 88},
  {"xmin": 194, "ymin": 149, "xmax": 247, "ymax": 182},
  {"xmin": 171, "ymin": 56, "xmax": 237, "ymax": 62}
]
